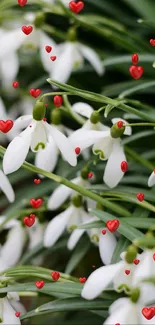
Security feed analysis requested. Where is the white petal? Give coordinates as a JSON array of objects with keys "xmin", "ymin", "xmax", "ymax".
[
  {"xmin": 0, "ymin": 170, "xmax": 15, "ymax": 202},
  {"xmin": 0, "ymin": 97, "xmax": 7, "ymax": 120},
  {"xmin": 48, "ymin": 177, "xmax": 80, "ymax": 210},
  {"xmin": 1, "ymin": 52, "xmax": 19, "ymax": 86},
  {"xmin": 13, "ymin": 115, "xmax": 32, "ymax": 130},
  {"xmin": 0, "ymin": 225, "xmax": 26, "ymax": 267},
  {"xmin": 46, "ymin": 123, "xmax": 77, "ymax": 166},
  {"xmin": 69, "ymin": 129, "xmax": 109, "ymax": 151},
  {"xmin": 132, "ymin": 250, "xmax": 155, "ymax": 286},
  {"xmin": 104, "ymin": 300, "xmax": 138, "ymax": 325},
  {"xmin": 67, "ymin": 206, "xmax": 84, "ymax": 231},
  {"xmin": 2, "ymin": 298, "xmax": 21, "ymax": 325},
  {"xmin": 103, "ymin": 139, "xmax": 126, "ymax": 188},
  {"xmin": 3, "ymin": 126, "xmax": 33, "ymax": 174},
  {"xmin": 7, "ymin": 292, "xmax": 19, "ymax": 301},
  {"xmin": 112, "ymin": 118, "xmax": 132, "ymax": 136},
  {"xmin": 81, "ymin": 262, "xmax": 123, "ymax": 300},
  {"xmin": 43, "ymin": 206, "xmax": 73, "ymax": 247},
  {"xmin": 148, "ymin": 171, "xmax": 155, "ymax": 187},
  {"xmin": 50, "ymin": 42, "xmax": 74, "ymax": 84},
  {"xmin": 35, "ymin": 136, "xmax": 58, "ymax": 174},
  {"xmin": 99, "ymin": 231, "xmax": 117, "ymax": 265},
  {"xmin": 72, "ymin": 102, "xmax": 94, "ymax": 119},
  {"xmin": 9, "ymin": 300, "xmax": 26, "ymax": 314},
  {"xmin": 31, "ymin": 121, "xmax": 48, "ymax": 152},
  {"xmin": 0, "ymin": 29, "xmax": 26, "ymax": 58},
  {"xmin": 92, "ymin": 134, "xmax": 112, "ymax": 160},
  {"xmin": 113, "ymin": 262, "xmax": 134, "ymax": 291},
  {"xmin": 67, "ymin": 228, "xmax": 85, "ymax": 250},
  {"xmin": 109, "ymin": 297, "xmax": 130, "ymax": 314},
  {"xmin": 39, "ymin": 31, "xmax": 57, "ymax": 73},
  {"xmin": 79, "ymin": 43, "xmax": 104, "ymax": 76},
  {"xmin": 139, "ymin": 283, "xmax": 155, "ymax": 305},
  {"xmin": 0, "ymin": 216, "xmax": 18, "ymax": 229}
]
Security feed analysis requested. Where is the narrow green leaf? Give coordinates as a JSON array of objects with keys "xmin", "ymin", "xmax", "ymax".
[
  {"xmin": 122, "ymin": 130, "xmax": 155, "ymax": 145},
  {"xmin": 119, "ymin": 81, "xmax": 155, "ymax": 99},
  {"xmin": 111, "ymin": 236, "xmax": 130, "ymax": 264}
]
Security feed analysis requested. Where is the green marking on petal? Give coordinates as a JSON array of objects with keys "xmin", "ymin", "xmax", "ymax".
[
  {"xmin": 34, "ymin": 142, "xmax": 45, "ymax": 151},
  {"xmin": 91, "ymin": 234, "xmax": 99, "ymax": 243},
  {"xmin": 73, "ymin": 61, "xmax": 82, "ymax": 69},
  {"xmin": 117, "ymin": 284, "xmax": 131, "ymax": 294},
  {"xmin": 93, "ymin": 149, "xmax": 105, "ymax": 160},
  {"xmin": 68, "ymin": 225, "xmax": 78, "ymax": 232}
]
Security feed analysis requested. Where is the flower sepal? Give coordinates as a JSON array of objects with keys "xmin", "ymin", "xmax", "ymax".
[
  {"xmin": 90, "ymin": 111, "xmax": 100, "ymax": 124},
  {"xmin": 125, "ymin": 245, "xmax": 138, "ymax": 264},
  {"xmin": 51, "ymin": 109, "xmax": 62, "ymax": 125},
  {"xmin": 72, "ymin": 195, "xmax": 83, "ymax": 207},
  {"xmin": 33, "ymin": 100, "xmax": 45, "ymax": 121},
  {"xmin": 130, "ymin": 288, "xmax": 140, "ymax": 303},
  {"xmin": 110, "ymin": 122, "xmax": 125, "ymax": 138}
]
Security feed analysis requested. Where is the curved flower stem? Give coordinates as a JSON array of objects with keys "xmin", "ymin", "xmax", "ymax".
[
  {"xmin": 39, "ymin": 92, "xmax": 71, "ymax": 101},
  {"xmin": 0, "ymin": 145, "xmax": 130, "ymax": 217},
  {"xmin": 63, "ymin": 95, "xmax": 85, "ymax": 125}
]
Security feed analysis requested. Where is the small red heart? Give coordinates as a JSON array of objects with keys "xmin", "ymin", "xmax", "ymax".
[
  {"xmin": 15, "ymin": 312, "xmax": 20, "ymax": 317},
  {"xmin": 121, "ymin": 161, "xmax": 128, "ymax": 172},
  {"xmin": 125, "ymin": 269, "xmax": 130, "ymax": 275},
  {"xmin": 51, "ymin": 272, "xmax": 60, "ymax": 281},
  {"xmin": 131, "ymin": 53, "xmax": 139, "ymax": 65},
  {"xmin": 34, "ymin": 178, "xmax": 41, "ymax": 184},
  {"xmin": 150, "ymin": 39, "xmax": 155, "ymax": 47},
  {"xmin": 129, "ymin": 66, "xmax": 144, "ymax": 80},
  {"xmin": 142, "ymin": 307, "xmax": 155, "ymax": 320},
  {"xmin": 0, "ymin": 120, "xmax": 14, "ymax": 133},
  {"xmin": 12, "ymin": 81, "xmax": 19, "ymax": 88},
  {"xmin": 106, "ymin": 219, "xmax": 120, "ymax": 232},
  {"xmin": 50, "ymin": 56, "xmax": 57, "ymax": 61},
  {"xmin": 29, "ymin": 88, "xmax": 41, "ymax": 98},
  {"xmin": 30, "ymin": 198, "xmax": 43, "ymax": 209},
  {"xmin": 75, "ymin": 147, "xmax": 81, "ymax": 155},
  {"xmin": 21, "ymin": 25, "xmax": 33, "ymax": 35},
  {"xmin": 133, "ymin": 259, "xmax": 140, "ymax": 265},
  {"xmin": 79, "ymin": 277, "xmax": 86, "ymax": 283},
  {"xmin": 35, "ymin": 280, "xmax": 45, "ymax": 289},
  {"xmin": 23, "ymin": 214, "xmax": 35, "ymax": 227},
  {"xmin": 88, "ymin": 172, "xmax": 93, "ymax": 178},
  {"xmin": 69, "ymin": 1, "xmax": 84, "ymax": 14},
  {"xmin": 136, "ymin": 193, "xmax": 144, "ymax": 202},
  {"xmin": 102, "ymin": 229, "xmax": 106, "ymax": 235},
  {"xmin": 45, "ymin": 45, "xmax": 52, "ymax": 53},
  {"xmin": 153, "ymin": 253, "xmax": 155, "ymax": 261},
  {"xmin": 18, "ymin": 0, "xmax": 27, "ymax": 6}
]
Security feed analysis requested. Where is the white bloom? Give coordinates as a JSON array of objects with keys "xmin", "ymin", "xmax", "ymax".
[
  {"xmin": 132, "ymin": 249, "xmax": 155, "ymax": 286},
  {"xmin": 3, "ymin": 115, "xmax": 77, "ymax": 175},
  {"xmin": 44, "ymin": 204, "xmax": 87, "ymax": 247},
  {"xmin": 0, "ymin": 297, "xmax": 21, "ymax": 324},
  {"xmin": 103, "ymin": 297, "xmax": 155, "ymax": 325},
  {"xmin": 81, "ymin": 252, "xmax": 136, "ymax": 300},
  {"xmin": 69, "ymin": 104, "xmax": 132, "ymax": 188},
  {"xmin": 0, "ymin": 170, "xmax": 15, "ymax": 203},
  {"xmin": 49, "ymin": 41, "xmax": 104, "ymax": 85}
]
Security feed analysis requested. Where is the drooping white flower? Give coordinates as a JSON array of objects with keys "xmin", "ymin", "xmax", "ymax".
[
  {"xmin": 81, "ymin": 252, "xmax": 136, "ymax": 300},
  {"xmin": 49, "ymin": 41, "xmax": 104, "ymax": 85},
  {"xmin": 0, "ymin": 297, "xmax": 21, "ymax": 324},
  {"xmin": 103, "ymin": 297, "xmax": 155, "ymax": 325},
  {"xmin": 3, "ymin": 115, "xmax": 77, "ymax": 175},
  {"xmin": 69, "ymin": 104, "xmax": 132, "ymax": 188},
  {"xmin": 0, "ymin": 170, "xmax": 15, "ymax": 203}
]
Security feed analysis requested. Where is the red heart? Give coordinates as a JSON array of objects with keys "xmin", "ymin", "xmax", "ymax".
[
  {"xmin": 106, "ymin": 219, "xmax": 120, "ymax": 232},
  {"xmin": 23, "ymin": 214, "xmax": 35, "ymax": 227},
  {"xmin": 29, "ymin": 88, "xmax": 41, "ymax": 98},
  {"xmin": 125, "ymin": 269, "xmax": 130, "ymax": 275},
  {"xmin": 0, "ymin": 120, "xmax": 14, "ymax": 133},
  {"xmin": 45, "ymin": 45, "xmax": 52, "ymax": 53},
  {"xmin": 35, "ymin": 280, "xmax": 45, "ymax": 289},
  {"xmin": 79, "ymin": 277, "xmax": 86, "ymax": 283},
  {"xmin": 102, "ymin": 229, "xmax": 106, "ymax": 235},
  {"xmin": 150, "ymin": 39, "xmax": 155, "ymax": 47},
  {"xmin": 133, "ymin": 259, "xmax": 140, "ymax": 265},
  {"xmin": 50, "ymin": 56, "xmax": 57, "ymax": 61},
  {"xmin": 136, "ymin": 193, "xmax": 144, "ymax": 202},
  {"xmin": 131, "ymin": 53, "xmax": 139, "ymax": 65},
  {"xmin": 142, "ymin": 307, "xmax": 155, "ymax": 320},
  {"xmin": 129, "ymin": 66, "xmax": 144, "ymax": 80},
  {"xmin": 30, "ymin": 198, "xmax": 43, "ymax": 209},
  {"xmin": 34, "ymin": 178, "xmax": 41, "ymax": 184},
  {"xmin": 21, "ymin": 25, "xmax": 33, "ymax": 35},
  {"xmin": 121, "ymin": 161, "xmax": 128, "ymax": 172},
  {"xmin": 69, "ymin": 1, "xmax": 84, "ymax": 14},
  {"xmin": 15, "ymin": 312, "xmax": 20, "ymax": 317},
  {"xmin": 12, "ymin": 81, "xmax": 19, "ymax": 88},
  {"xmin": 51, "ymin": 272, "xmax": 60, "ymax": 281},
  {"xmin": 18, "ymin": 0, "xmax": 27, "ymax": 6}
]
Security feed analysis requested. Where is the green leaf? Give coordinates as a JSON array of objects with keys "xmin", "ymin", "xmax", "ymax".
[
  {"xmin": 65, "ymin": 236, "xmax": 91, "ymax": 274},
  {"xmin": 122, "ymin": 130, "xmax": 155, "ymax": 145},
  {"xmin": 91, "ymin": 209, "xmax": 144, "ymax": 243},
  {"xmin": 111, "ymin": 236, "xmax": 130, "ymax": 264},
  {"xmin": 123, "ymin": 0, "xmax": 155, "ymax": 21},
  {"xmin": 119, "ymin": 81, "xmax": 155, "ymax": 99}
]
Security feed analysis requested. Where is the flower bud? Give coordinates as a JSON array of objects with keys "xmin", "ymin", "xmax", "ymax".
[
  {"xmin": 51, "ymin": 109, "xmax": 61, "ymax": 125},
  {"xmin": 33, "ymin": 100, "xmax": 45, "ymax": 121},
  {"xmin": 34, "ymin": 12, "xmax": 45, "ymax": 28},
  {"xmin": 130, "ymin": 288, "xmax": 140, "ymax": 303},
  {"xmin": 125, "ymin": 245, "xmax": 138, "ymax": 263},
  {"xmin": 72, "ymin": 195, "xmax": 83, "ymax": 207},
  {"xmin": 67, "ymin": 27, "xmax": 77, "ymax": 42},
  {"xmin": 81, "ymin": 168, "xmax": 89, "ymax": 180},
  {"xmin": 90, "ymin": 111, "xmax": 100, "ymax": 124},
  {"xmin": 110, "ymin": 122, "xmax": 125, "ymax": 138}
]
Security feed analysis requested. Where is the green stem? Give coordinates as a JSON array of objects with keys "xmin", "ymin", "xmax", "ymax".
[
  {"xmin": 39, "ymin": 92, "xmax": 71, "ymax": 101},
  {"xmin": 0, "ymin": 145, "xmax": 129, "ymax": 217},
  {"xmin": 63, "ymin": 95, "xmax": 85, "ymax": 125},
  {"xmin": 125, "ymin": 123, "xmax": 155, "ymax": 127}
]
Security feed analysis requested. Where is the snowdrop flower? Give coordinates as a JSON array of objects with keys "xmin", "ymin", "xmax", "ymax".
[
  {"xmin": 0, "ymin": 296, "xmax": 21, "ymax": 324},
  {"xmin": 3, "ymin": 103, "xmax": 77, "ymax": 175},
  {"xmin": 103, "ymin": 297, "xmax": 155, "ymax": 325},
  {"xmin": 69, "ymin": 106, "xmax": 132, "ymax": 188},
  {"xmin": 0, "ymin": 217, "xmax": 26, "ymax": 268},
  {"xmin": 82, "ymin": 252, "xmax": 137, "ymax": 300},
  {"xmin": 132, "ymin": 248, "xmax": 155, "ymax": 286},
  {"xmin": 0, "ymin": 170, "xmax": 15, "ymax": 203}
]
